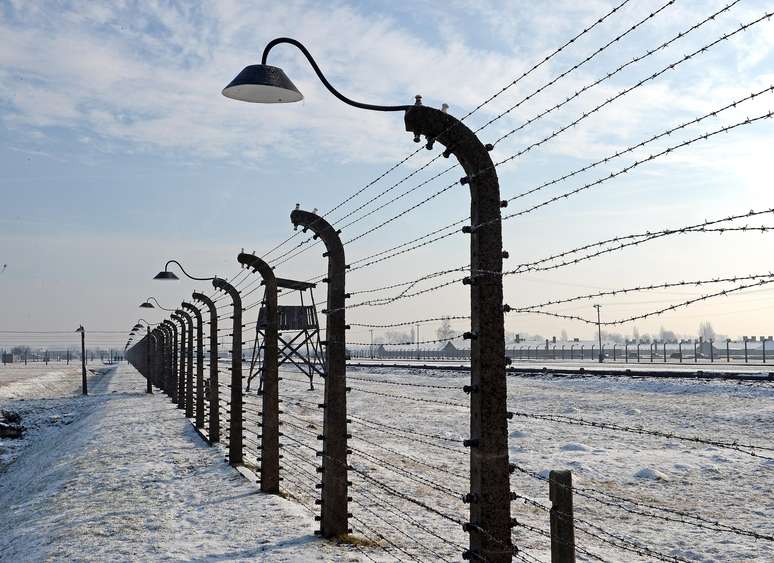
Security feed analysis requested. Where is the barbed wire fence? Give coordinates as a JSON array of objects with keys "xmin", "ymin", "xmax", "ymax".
[{"xmin": 124, "ymin": 3, "xmax": 774, "ymax": 561}]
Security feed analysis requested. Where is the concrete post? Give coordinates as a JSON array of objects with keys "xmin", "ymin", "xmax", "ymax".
[
  {"xmin": 238, "ymin": 252, "xmax": 280, "ymax": 493},
  {"xmin": 79, "ymin": 326, "xmax": 87, "ymax": 395},
  {"xmin": 157, "ymin": 325, "xmax": 168, "ymax": 394},
  {"xmin": 171, "ymin": 316, "xmax": 185, "ymax": 406},
  {"xmin": 162, "ymin": 321, "xmax": 176, "ymax": 397},
  {"xmin": 290, "ymin": 208, "xmax": 348, "ymax": 538},
  {"xmin": 183, "ymin": 302, "xmax": 205, "ymax": 428},
  {"xmin": 176, "ymin": 309, "xmax": 195, "ymax": 418},
  {"xmin": 405, "ymin": 100, "xmax": 509, "ymax": 561},
  {"xmin": 213, "ymin": 278, "xmax": 243, "ymax": 465},
  {"xmin": 151, "ymin": 328, "xmax": 162, "ymax": 390},
  {"xmin": 549, "ymin": 470, "xmax": 575, "ymax": 563},
  {"xmin": 146, "ymin": 327, "xmax": 153, "ymax": 394},
  {"xmin": 193, "ymin": 292, "xmax": 220, "ymax": 443}
]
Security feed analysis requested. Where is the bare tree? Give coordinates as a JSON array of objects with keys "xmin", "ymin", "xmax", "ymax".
[
  {"xmin": 699, "ymin": 321, "xmax": 716, "ymax": 340},
  {"xmin": 659, "ymin": 326, "xmax": 677, "ymax": 342},
  {"xmin": 384, "ymin": 331, "xmax": 412, "ymax": 344},
  {"xmin": 436, "ymin": 318, "xmax": 458, "ymax": 340}
]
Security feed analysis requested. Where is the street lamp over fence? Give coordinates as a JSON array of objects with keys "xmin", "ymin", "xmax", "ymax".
[
  {"xmin": 153, "ymin": 261, "xmax": 218, "ymax": 427},
  {"xmin": 139, "ymin": 297, "xmax": 176, "ymax": 311},
  {"xmin": 224, "ymin": 37, "xmax": 511, "ymax": 560}
]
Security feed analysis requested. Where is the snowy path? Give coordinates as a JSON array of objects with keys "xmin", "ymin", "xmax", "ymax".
[{"xmin": 0, "ymin": 365, "xmax": 364, "ymax": 562}]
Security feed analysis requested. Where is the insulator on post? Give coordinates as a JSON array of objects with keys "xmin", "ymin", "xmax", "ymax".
[
  {"xmin": 463, "ymin": 331, "xmax": 477, "ymax": 340},
  {"xmin": 462, "ymin": 226, "xmax": 473, "ymax": 234},
  {"xmin": 425, "ymin": 138, "xmax": 435, "ymax": 150},
  {"xmin": 503, "ymin": 304, "xmax": 512, "ymax": 313},
  {"xmin": 505, "ymin": 357, "xmax": 512, "ymax": 365},
  {"xmin": 502, "ymin": 250, "xmax": 509, "ymax": 259},
  {"xmin": 460, "ymin": 176, "xmax": 470, "ymax": 185},
  {"xmin": 485, "ymin": 143, "xmax": 494, "ymax": 151},
  {"xmin": 463, "ymin": 438, "xmax": 479, "ymax": 447},
  {"xmin": 500, "ymin": 200, "xmax": 508, "ymax": 208}
]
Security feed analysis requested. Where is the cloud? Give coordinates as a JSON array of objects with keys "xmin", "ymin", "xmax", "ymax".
[{"xmin": 2, "ymin": 0, "xmax": 774, "ymax": 338}]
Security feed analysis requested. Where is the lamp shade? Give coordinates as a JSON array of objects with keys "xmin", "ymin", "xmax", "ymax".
[
  {"xmin": 154, "ymin": 270, "xmax": 179, "ymax": 280},
  {"xmin": 139, "ymin": 301, "xmax": 154, "ymax": 309},
  {"xmin": 222, "ymin": 64, "xmax": 303, "ymax": 103}
]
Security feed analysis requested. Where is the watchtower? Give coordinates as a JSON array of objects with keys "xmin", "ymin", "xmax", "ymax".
[{"xmin": 246, "ymin": 277, "xmax": 325, "ymax": 391}]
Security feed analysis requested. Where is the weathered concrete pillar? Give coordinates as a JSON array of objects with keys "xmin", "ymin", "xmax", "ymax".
[
  {"xmin": 406, "ymin": 99, "xmax": 509, "ymax": 561},
  {"xmin": 237, "ymin": 251, "xmax": 279, "ymax": 493},
  {"xmin": 213, "ymin": 278, "xmax": 243, "ymax": 465},
  {"xmin": 290, "ymin": 208, "xmax": 347, "ymax": 538},
  {"xmin": 183, "ymin": 302, "xmax": 205, "ymax": 428},
  {"xmin": 193, "ymin": 292, "xmax": 220, "ymax": 443},
  {"xmin": 171, "ymin": 314, "xmax": 186, "ymax": 408},
  {"xmin": 176, "ymin": 309, "xmax": 195, "ymax": 418}
]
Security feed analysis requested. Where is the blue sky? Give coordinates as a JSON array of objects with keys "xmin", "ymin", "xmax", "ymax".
[{"xmin": 1, "ymin": 0, "xmax": 774, "ymax": 349}]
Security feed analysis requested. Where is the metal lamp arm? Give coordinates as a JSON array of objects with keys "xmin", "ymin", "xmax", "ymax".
[
  {"xmin": 144, "ymin": 297, "xmax": 175, "ymax": 312},
  {"xmin": 165, "ymin": 260, "xmax": 215, "ymax": 281},
  {"xmin": 262, "ymin": 37, "xmax": 412, "ymax": 112}
]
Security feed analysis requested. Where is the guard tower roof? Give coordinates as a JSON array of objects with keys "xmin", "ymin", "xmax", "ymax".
[{"xmin": 261, "ymin": 277, "xmax": 317, "ymax": 290}]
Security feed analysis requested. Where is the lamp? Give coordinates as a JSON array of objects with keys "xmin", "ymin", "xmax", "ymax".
[
  {"xmin": 223, "ymin": 37, "xmax": 411, "ymax": 112},
  {"xmin": 139, "ymin": 297, "xmax": 175, "ymax": 311},
  {"xmin": 154, "ymin": 260, "xmax": 215, "ymax": 282}
]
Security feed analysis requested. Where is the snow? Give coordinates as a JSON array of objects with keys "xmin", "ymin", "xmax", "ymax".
[
  {"xmin": 334, "ymin": 366, "xmax": 774, "ymax": 561},
  {"xmin": 632, "ymin": 467, "xmax": 670, "ymax": 481},
  {"xmin": 1, "ymin": 362, "xmax": 772, "ymax": 562},
  {"xmin": 0, "ymin": 364, "xmax": 365, "ymax": 562},
  {"xmin": 560, "ymin": 442, "xmax": 592, "ymax": 452}
]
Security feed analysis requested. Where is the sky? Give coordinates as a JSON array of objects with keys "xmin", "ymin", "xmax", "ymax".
[{"xmin": 1, "ymin": 0, "xmax": 773, "ymax": 351}]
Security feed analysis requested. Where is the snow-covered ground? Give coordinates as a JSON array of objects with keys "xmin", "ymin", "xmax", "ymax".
[
  {"xmin": 2, "ymin": 362, "xmax": 772, "ymax": 562},
  {"xmin": 0, "ymin": 365, "xmax": 363, "ymax": 562},
  {"xmin": 276, "ymin": 365, "xmax": 774, "ymax": 562}
]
